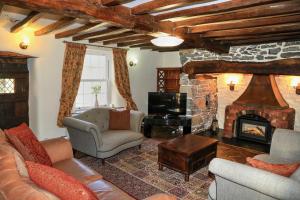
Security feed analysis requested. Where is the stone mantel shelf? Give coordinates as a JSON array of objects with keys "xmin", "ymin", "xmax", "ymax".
[{"xmin": 182, "ymin": 58, "xmax": 300, "ymax": 76}]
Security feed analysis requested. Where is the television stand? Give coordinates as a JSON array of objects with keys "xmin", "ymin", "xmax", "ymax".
[{"xmin": 143, "ymin": 115, "xmax": 192, "ymax": 138}]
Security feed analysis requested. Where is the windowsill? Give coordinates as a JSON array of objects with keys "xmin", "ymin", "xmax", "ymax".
[{"xmin": 72, "ymin": 105, "xmax": 125, "ymax": 115}]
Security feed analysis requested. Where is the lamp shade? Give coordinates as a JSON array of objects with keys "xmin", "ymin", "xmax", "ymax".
[{"xmin": 151, "ymin": 36, "xmax": 184, "ymax": 47}]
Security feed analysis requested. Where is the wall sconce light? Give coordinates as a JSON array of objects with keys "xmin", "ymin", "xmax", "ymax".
[
  {"xmin": 228, "ymin": 81, "xmax": 235, "ymax": 91},
  {"xmin": 128, "ymin": 58, "xmax": 138, "ymax": 67},
  {"xmin": 225, "ymin": 74, "xmax": 240, "ymax": 91},
  {"xmin": 19, "ymin": 37, "xmax": 30, "ymax": 50},
  {"xmin": 291, "ymin": 76, "xmax": 300, "ymax": 95}
]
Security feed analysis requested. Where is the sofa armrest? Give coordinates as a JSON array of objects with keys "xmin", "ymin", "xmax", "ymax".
[
  {"xmin": 209, "ymin": 158, "xmax": 300, "ymax": 200},
  {"xmin": 130, "ymin": 110, "xmax": 145, "ymax": 133},
  {"xmin": 41, "ymin": 137, "xmax": 73, "ymax": 164}
]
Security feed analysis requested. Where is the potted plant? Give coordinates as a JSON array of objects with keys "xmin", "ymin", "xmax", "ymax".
[{"xmin": 91, "ymin": 85, "xmax": 101, "ymax": 107}]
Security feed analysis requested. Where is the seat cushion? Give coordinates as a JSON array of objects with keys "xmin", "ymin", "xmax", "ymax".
[
  {"xmin": 208, "ymin": 180, "xmax": 216, "ymax": 200},
  {"xmin": 100, "ymin": 130, "xmax": 143, "ymax": 152},
  {"xmin": 291, "ymin": 167, "xmax": 300, "ymax": 182},
  {"xmin": 53, "ymin": 158, "xmax": 102, "ymax": 184}
]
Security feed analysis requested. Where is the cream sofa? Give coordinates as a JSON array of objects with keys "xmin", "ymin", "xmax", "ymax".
[
  {"xmin": 208, "ymin": 128, "xmax": 300, "ymax": 200},
  {"xmin": 63, "ymin": 107, "xmax": 145, "ymax": 162}
]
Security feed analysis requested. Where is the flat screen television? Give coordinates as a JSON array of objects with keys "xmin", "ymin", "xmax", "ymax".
[{"xmin": 148, "ymin": 92, "xmax": 187, "ymax": 116}]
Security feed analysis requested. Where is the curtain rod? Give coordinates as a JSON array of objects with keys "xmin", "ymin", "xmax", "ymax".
[{"xmin": 63, "ymin": 41, "xmax": 128, "ymax": 50}]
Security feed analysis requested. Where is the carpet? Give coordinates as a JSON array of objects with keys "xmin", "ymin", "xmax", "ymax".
[{"xmin": 79, "ymin": 139, "xmax": 213, "ymax": 200}]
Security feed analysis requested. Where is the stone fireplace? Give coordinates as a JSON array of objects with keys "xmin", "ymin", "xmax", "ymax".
[{"xmin": 224, "ymin": 74, "xmax": 295, "ymax": 138}]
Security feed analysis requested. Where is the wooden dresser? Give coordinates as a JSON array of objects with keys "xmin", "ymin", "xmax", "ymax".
[
  {"xmin": 0, "ymin": 52, "xmax": 32, "ymax": 129},
  {"xmin": 157, "ymin": 67, "xmax": 181, "ymax": 92}
]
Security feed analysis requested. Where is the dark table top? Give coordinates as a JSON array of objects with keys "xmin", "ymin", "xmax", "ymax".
[{"xmin": 158, "ymin": 134, "xmax": 218, "ymax": 156}]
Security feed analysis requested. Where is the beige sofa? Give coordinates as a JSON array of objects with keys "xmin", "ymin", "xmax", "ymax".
[
  {"xmin": 0, "ymin": 132, "xmax": 135, "ymax": 200},
  {"xmin": 63, "ymin": 107, "xmax": 145, "ymax": 161}
]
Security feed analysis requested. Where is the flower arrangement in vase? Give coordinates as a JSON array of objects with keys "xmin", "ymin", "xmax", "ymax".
[{"xmin": 91, "ymin": 85, "xmax": 101, "ymax": 107}]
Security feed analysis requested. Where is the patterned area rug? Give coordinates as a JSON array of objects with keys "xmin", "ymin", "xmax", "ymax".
[{"xmin": 79, "ymin": 139, "xmax": 213, "ymax": 200}]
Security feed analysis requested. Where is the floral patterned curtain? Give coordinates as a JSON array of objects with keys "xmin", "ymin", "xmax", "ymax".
[
  {"xmin": 57, "ymin": 43, "xmax": 87, "ymax": 127},
  {"xmin": 113, "ymin": 48, "xmax": 138, "ymax": 110}
]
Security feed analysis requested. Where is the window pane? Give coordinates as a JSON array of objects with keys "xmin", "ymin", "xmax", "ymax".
[
  {"xmin": 0, "ymin": 79, "xmax": 15, "ymax": 94},
  {"xmin": 81, "ymin": 54, "xmax": 108, "ymax": 80}
]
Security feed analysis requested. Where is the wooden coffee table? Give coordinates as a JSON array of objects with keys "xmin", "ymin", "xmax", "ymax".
[{"xmin": 158, "ymin": 134, "xmax": 218, "ymax": 181}]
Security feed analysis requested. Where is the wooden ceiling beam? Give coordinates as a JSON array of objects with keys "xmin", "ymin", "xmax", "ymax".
[
  {"xmin": 101, "ymin": 0, "xmax": 134, "ymax": 6},
  {"xmin": 155, "ymin": 0, "xmax": 284, "ymax": 21},
  {"xmin": 229, "ymin": 35, "xmax": 300, "ymax": 45},
  {"xmin": 103, "ymin": 35, "xmax": 153, "ymax": 45},
  {"xmin": 132, "ymin": 0, "xmax": 209, "ymax": 15},
  {"xmin": 214, "ymin": 31, "xmax": 300, "ymax": 41},
  {"xmin": 189, "ymin": 14, "xmax": 300, "ymax": 33},
  {"xmin": 35, "ymin": 17, "xmax": 75, "ymax": 36},
  {"xmin": 0, "ymin": 2, "xmax": 4, "ymax": 16},
  {"xmin": 202, "ymin": 23, "xmax": 300, "ymax": 38},
  {"xmin": 117, "ymin": 39, "xmax": 152, "ymax": 47},
  {"xmin": 88, "ymin": 31, "xmax": 135, "ymax": 43},
  {"xmin": 10, "ymin": 11, "xmax": 41, "ymax": 33},
  {"xmin": 72, "ymin": 27, "xmax": 121, "ymax": 41},
  {"xmin": 130, "ymin": 42, "xmax": 153, "ymax": 48},
  {"xmin": 55, "ymin": 23, "xmax": 100, "ymax": 39},
  {"xmin": 0, "ymin": 0, "xmax": 133, "ymax": 27},
  {"xmin": 175, "ymin": 1, "xmax": 300, "ymax": 27}
]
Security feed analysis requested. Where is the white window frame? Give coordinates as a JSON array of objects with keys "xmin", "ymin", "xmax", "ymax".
[{"xmin": 75, "ymin": 49, "xmax": 111, "ymax": 111}]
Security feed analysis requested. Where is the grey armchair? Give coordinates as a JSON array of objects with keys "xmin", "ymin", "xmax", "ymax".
[
  {"xmin": 208, "ymin": 128, "xmax": 300, "ymax": 200},
  {"xmin": 63, "ymin": 107, "xmax": 145, "ymax": 162}
]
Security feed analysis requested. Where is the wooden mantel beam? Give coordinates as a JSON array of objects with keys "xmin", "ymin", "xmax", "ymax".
[{"xmin": 183, "ymin": 59, "xmax": 300, "ymax": 76}]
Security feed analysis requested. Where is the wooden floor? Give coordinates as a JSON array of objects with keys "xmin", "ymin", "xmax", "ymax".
[{"xmin": 217, "ymin": 142, "xmax": 260, "ymax": 164}]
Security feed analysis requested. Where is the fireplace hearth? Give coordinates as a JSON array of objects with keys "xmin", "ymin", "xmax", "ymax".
[{"xmin": 236, "ymin": 114, "xmax": 273, "ymax": 144}]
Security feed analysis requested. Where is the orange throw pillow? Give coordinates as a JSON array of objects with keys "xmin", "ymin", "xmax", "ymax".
[
  {"xmin": 246, "ymin": 157, "xmax": 300, "ymax": 177},
  {"xmin": 5, "ymin": 123, "xmax": 52, "ymax": 166},
  {"xmin": 109, "ymin": 109, "xmax": 130, "ymax": 130},
  {"xmin": 26, "ymin": 161, "xmax": 98, "ymax": 200}
]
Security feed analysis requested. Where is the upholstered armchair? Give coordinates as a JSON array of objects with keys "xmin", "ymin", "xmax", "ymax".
[
  {"xmin": 208, "ymin": 128, "xmax": 300, "ymax": 200},
  {"xmin": 63, "ymin": 107, "xmax": 145, "ymax": 162}
]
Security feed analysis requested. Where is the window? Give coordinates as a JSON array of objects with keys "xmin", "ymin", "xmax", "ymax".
[
  {"xmin": 75, "ymin": 50, "xmax": 110, "ymax": 109},
  {"xmin": 0, "ymin": 79, "xmax": 15, "ymax": 94}
]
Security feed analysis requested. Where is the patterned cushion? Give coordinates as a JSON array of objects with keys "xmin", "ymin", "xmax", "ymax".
[
  {"xmin": 247, "ymin": 157, "xmax": 300, "ymax": 177},
  {"xmin": 26, "ymin": 161, "xmax": 98, "ymax": 200},
  {"xmin": 5, "ymin": 123, "xmax": 52, "ymax": 166},
  {"xmin": 109, "ymin": 109, "xmax": 130, "ymax": 130}
]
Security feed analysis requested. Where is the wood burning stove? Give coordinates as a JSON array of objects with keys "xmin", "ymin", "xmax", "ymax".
[{"xmin": 236, "ymin": 114, "xmax": 273, "ymax": 144}]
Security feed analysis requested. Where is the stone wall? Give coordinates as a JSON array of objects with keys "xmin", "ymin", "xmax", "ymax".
[
  {"xmin": 179, "ymin": 41, "xmax": 300, "ymax": 65},
  {"xmin": 180, "ymin": 74, "xmax": 218, "ymax": 133}
]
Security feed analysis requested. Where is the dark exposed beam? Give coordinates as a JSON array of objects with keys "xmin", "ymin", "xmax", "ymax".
[
  {"xmin": 55, "ymin": 23, "xmax": 99, "ymax": 39},
  {"xmin": 189, "ymin": 14, "xmax": 300, "ymax": 33},
  {"xmin": 72, "ymin": 27, "xmax": 121, "ymax": 41},
  {"xmin": 229, "ymin": 35, "xmax": 300, "ymax": 45},
  {"xmin": 215, "ymin": 31, "xmax": 300, "ymax": 40},
  {"xmin": 155, "ymin": 0, "xmax": 284, "ymax": 21},
  {"xmin": 175, "ymin": 1, "xmax": 300, "ymax": 27},
  {"xmin": 202, "ymin": 23, "xmax": 300, "ymax": 38},
  {"xmin": 0, "ymin": 0, "xmax": 133, "ymax": 27},
  {"xmin": 101, "ymin": 0, "xmax": 134, "ymax": 6},
  {"xmin": 10, "ymin": 11, "xmax": 41, "ymax": 33},
  {"xmin": 35, "ymin": 17, "xmax": 75, "ymax": 36},
  {"xmin": 132, "ymin": 0, "xmax": 209, "ymax": 15},
  {"xmin": 117, "ymin": 39, "xmax": 152, "ymax": 47},
  {"xmin": 183, "ymin": 59, "xmax": 300, "ymax": 76},
  {"xmin": 130, "ymin": 42, "xmax": 154, "ymax": 48},
  {"xmin": 103, "ymin": 35, "xmax": 153, "ymax": 45},
  {"xmin": 89, "ymin": 31, "xmax": 135, "ymax": 43},
  {"xmin": 0, "ymin": 2, "xmax": 3, "ymax": 15}
]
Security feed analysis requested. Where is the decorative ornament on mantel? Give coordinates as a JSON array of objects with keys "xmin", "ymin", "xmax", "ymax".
[{"xmin": 151, "ymin": 36, "xmax": 184, "ymax": 47}]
